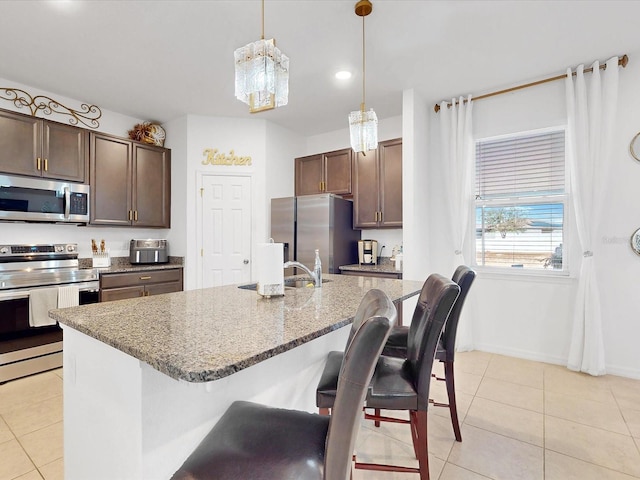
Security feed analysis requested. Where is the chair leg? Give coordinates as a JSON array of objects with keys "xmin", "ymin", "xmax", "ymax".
[
  {"xmin": 374, "ymin": 408, "xmax": 380, "ymax": 427},
  {"xmin": 444, "ymin": 360, "xmax": 462, "ymax": 442},
  {"xmin": 411, "ymin": 410, "xmax": 430, "ymax": 480}
]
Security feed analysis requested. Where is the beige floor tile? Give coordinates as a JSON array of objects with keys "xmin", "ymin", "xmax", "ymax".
[
  {"xmin": 0, "ymin": 416, "xmax": 15, "ymax": 444},
  {"xmin": 545, "ymin": 450, "xmax": 640, "ymax": 480},
  {"xmin": 544, "ymin": 365, "xmax": 616, "ymax": 405},
  {"xmin": 39, "ymin": 458, "xmax": 63, "ymax": 480},
  {"xmin": 545, "ymin": 390, "xmax": 629, "ymax": 435},
  {"xmin": 354, "ymin": 424, "xmax": 444, "ymax": 480},
  {"xmin": 0, "ymin": 373, "xmax": 62, "ymax": 415},
  {"xmin": 454, "ymin": 351, "xmax": 493, "ymax": 377},
  {"xmin": 18, "ymin": 422, "xmax": 63, "ymax": 468},
  {"xmin": 3, "ymin": 395, "xmax": 63, "ymax": 438},
  {"xmin": 455, "ymin": 371, "xmax": 483, "ymax": 396},
  {"xmin": 464, "ymin": 397, "xmax": 543, "ymax": 446},
  {"xmin": 425, "ymin": 412, "xmax": 456, "ymax": 460},
  {"xmin": 14, "ymin": 471, "xmax": 43, "ymax": 480},
  {"xmin": 448, "ymin": 424, "xmax": 543, "ymax": 480},
  {"xmin": 484, "ymin": 354, "xmax": 544, "ymax": 389},
  {"xmin": 545, "ymin": 416, "xmax": 640, "ymax": 477},
  {"xmin": 621, "ymin": 408, "xmax": 640, "ymax": 439},
  {"xmin": 0, "ymin": 438, "xmax": 36, "ymax": 480},
  {"xmin": 476, "ymin": 376, "xmax": 543, "ymax": 413},
  {"xmin": 609, "ymin": 375, "xmax": 640, "ymax": 412},
  {"xmin": 429, "ymin": 377, "xmax": 474, "ymax": 423},
  {"xmin": 439, "ymin": 462, "xmax": 494, "ymax": 480}
]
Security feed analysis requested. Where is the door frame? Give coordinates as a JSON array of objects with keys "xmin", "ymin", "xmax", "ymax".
[{"xmin": 196, "ymin": 171, "xmax": 254, "ymax": 289}]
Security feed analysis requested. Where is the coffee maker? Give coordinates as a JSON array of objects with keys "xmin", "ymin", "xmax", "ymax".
[{"xmin": 358, "ymin": 239, "xmax": 378, "ymax": 265}]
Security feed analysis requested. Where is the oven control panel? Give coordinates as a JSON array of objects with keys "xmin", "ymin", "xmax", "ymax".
[{"xmin": 0, "ymin": 243, "xmax": 77, "ymax": 258}]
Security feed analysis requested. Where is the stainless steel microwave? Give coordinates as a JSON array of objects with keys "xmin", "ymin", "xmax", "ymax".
[{"xmin": 0, "ymin": 175, "xmax": 90, "ymax": 223}]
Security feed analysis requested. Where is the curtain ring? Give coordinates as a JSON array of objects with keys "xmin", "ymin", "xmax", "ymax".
[{"xmin": 583, "ymin": 251, "xmax": 593, "ymax": 257}]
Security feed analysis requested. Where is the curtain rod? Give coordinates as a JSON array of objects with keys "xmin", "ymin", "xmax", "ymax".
[{"xmin": 434, "ymin": 54, "xmax": 628, "ymax": 113}]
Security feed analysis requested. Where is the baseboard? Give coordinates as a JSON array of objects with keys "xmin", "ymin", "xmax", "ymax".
[{"xmin": 472, "ymin": 343, "xmax": 640, "ymax": 380}]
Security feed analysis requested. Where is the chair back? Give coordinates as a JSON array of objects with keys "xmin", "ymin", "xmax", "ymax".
[
  {"xmin": 324, "ymin": 289, "xmax": 395, "ymax": 480},
  {"xmin": 405, "ymin": 274, "xmax": 460, "ymax": 411},
  {"xmin": 442, "ymin": 265, "xmax": 476, "ymax": 362},
  {"xmin": 344, "ymin": 288, "xmax": 398, "ymax": 349}
]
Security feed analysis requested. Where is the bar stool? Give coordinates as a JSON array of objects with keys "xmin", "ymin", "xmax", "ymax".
[
  {"xmin": 316, "ymin": 288, "xmax": 398, "ymax": 415},
  {"xmin": 381, "ymin": 265, "xmax": 476, "ymax": 441},
  {"xmin": 357, "ymin": 274, "xmax": 460, "ymax": 479},
  {"xmin": 171, "ymin": 288, "xmax": 396, "ymax": 480}
]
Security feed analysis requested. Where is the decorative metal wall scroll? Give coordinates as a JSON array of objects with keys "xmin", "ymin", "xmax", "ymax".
[
  {"xmin": 202, "ymin": 148, "xmax": 252, "ymax": 166},
  {"xmin": 0, "ymin": 87, "xmax": 102, "ymax": 128}
]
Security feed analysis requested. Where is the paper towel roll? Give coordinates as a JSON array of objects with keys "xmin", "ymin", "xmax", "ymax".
[{"xmin": 256, "ymin": 242, "xmax": 285, "ymax": 297}]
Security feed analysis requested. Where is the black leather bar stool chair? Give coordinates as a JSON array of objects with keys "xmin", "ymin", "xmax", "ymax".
[
  {"xmin": 171, "ymin": 288, "xmax": 396, "ymax": 480},
  {"xmin": 357, "ymin": 274, "xmax": 460, "ymax": 480},
  {"xmin": 316, "ymin": 288, "xmax": 398, "ymax": 415},
  {"xmin": 381, "ymin": 265, "xmax": 476, "ymax": 442}
]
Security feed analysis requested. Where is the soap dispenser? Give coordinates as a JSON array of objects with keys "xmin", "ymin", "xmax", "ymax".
[{"xmin": 313, "ymin": 249, "xmax": 322, "ymax": 287}]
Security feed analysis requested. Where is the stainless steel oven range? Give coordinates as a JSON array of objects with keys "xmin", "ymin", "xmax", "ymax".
[{"xmin": 0, "ymin": 243, "xmax": 98, "ymax": 383}]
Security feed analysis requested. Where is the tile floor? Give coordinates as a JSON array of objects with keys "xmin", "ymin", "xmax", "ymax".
[{"xmin": 1, "ymin": 352, "xmax": 639, "ymax": 480}]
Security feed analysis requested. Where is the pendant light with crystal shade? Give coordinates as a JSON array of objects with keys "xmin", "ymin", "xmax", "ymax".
[
  {"xmin": 234, "ymin": 0, "xmax": 289, "ymax": 113},
  {"xmin": 349, "ymin": 0, "xmax": 377, "ymax": 153}
]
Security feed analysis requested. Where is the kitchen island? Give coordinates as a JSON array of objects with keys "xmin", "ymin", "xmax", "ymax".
[{"xmin": 49, "ymin": 274, "xmax": 423, "ymax": 480}]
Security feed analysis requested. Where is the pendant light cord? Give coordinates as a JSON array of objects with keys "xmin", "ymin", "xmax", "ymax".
[
  {"xmin": 261, "ymin": 0, "xmax": 265, "ymax": 40},
  {"xmin": 361, "ymin": 13, "xmax": 366, "ymax": 112}
]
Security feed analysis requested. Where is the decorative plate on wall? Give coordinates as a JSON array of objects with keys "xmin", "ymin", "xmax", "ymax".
[
  {"xmin": 631, "ymin": 228, "xmax": 640, "ymax": 256},
  {"xmin": 630, "ymin": 132, "xmax": 640, "ymax": 162}
]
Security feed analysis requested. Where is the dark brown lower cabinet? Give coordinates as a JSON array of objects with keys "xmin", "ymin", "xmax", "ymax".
[{"xmin": 99, "ymin": 269, "xmax": 183, "ymax": 302}]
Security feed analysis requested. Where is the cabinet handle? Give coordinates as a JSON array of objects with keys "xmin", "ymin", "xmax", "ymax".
[
  {"xmin": 128, "ymin": 210, "xmax": 133, "ymax": 221},
  {"xmin": 134, "ymin": 210, "xmax": 138, "ymax": 221},
  {"xmin": 37, "ymin": 157, "xmax": 41, "ymax": 171},
  {"xmin": 378, "ymin": 211, "xmax": 382, "ymax": 222},
  {"xmin": 44, "ymin": 158, "xmax": 48, "ymax": 171},
  {"xmin": 140, "ymin": 276, "xmax": 152, "ymax": 280}
]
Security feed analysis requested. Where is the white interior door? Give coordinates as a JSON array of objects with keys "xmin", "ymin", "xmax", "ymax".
[{"xmin": 200, "ymin": 174, "xmax": 252, "ymax": 287}]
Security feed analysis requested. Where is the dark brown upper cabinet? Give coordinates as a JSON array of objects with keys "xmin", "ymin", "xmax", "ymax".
[
  {"xmin": 90, "ymin": 132, "xmax": 170, "ymax": 228},
  {"xmin": 295, "ymin": 148, "xmax": 352, "ymax": 196},
  {"xmin": 0, "ymin": 109, "xmax": 88, "ymax": 182},
  {"xmin": 353, "ymin": 138, "xmax": 402, "ymax": 229}
]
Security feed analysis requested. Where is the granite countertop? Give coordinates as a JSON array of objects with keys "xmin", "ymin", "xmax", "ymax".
[
  {"xmin": 339, "ymin": 262, "xmax": 402, "ymax": 275},
  {"xmin": 79, "ymin": 256, "xmax": 184, "ymax": 274},
  {"xmin": 50, "ymin": 274, "xmax": 422, "ymax": 383}
]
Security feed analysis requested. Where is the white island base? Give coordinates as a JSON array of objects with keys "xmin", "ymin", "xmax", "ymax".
[{"xmin": 62, "ymin": 325, "xmax": 349, "ymax": 480}]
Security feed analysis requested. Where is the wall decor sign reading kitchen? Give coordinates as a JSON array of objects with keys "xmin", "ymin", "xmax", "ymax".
[{"xmin": 202, "ymin": 148, "xmax": 252, "ymax": 166}]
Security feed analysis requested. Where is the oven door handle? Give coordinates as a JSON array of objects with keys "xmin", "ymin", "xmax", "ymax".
[
  {"xmin": 64, "ymin": 186, "xmax": 70, "ymax": 219},
  {"xmin": 0, "ymin": 281, "xmax": 99, "ymax": 301}
]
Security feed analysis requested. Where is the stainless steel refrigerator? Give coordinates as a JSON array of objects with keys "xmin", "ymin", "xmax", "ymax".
[{"xmin": 271, "ymin": 194, "xmax": 361, "ymax": 274}]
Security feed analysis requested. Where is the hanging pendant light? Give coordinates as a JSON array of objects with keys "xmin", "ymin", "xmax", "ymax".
[
  {"xmin": 349, "ymin": 0, "xmax": 378, "ymax": 153},
  {"xmin": 234, "ymin": 0, "xmax": 289, "ymax": 113}
]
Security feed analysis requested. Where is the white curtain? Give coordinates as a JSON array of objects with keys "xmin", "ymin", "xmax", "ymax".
[
  {"xmin": 439, "ymin": 95, "xmax": 474, "ymax": 350},
  {"xmin": 565, "ymin": 57, "xmax": 619, "ymax": 375}
]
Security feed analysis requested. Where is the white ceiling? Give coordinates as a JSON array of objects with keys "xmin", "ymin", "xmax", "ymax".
[{"xmin": 0, "ymin": 0, "xmax": 639, "ymax": 137}]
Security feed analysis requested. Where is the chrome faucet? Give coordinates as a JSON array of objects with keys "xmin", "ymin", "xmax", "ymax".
[{"xmin": 283, "ymin": 261, "xmax": 321, "ymax": 288}]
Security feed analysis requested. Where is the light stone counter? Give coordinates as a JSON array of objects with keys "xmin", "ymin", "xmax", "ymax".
[{"xmin": 50, "ymin": 274, "xmax": 422, "ymax": 383}]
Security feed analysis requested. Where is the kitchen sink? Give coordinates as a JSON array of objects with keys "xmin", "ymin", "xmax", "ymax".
[{"xmin": 238, "ymin": 278, "xmax": 331, "ymax": 291}]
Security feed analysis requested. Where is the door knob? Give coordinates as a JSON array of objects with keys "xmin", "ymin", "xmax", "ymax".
[{"xmin": 243, "ymin": 259, "xmax": 249, "ymax": 264}]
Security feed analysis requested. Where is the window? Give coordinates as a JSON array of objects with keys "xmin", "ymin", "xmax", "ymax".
[{"xmin": 475, "ymin": 128, "xmax": 565, "ymax": 271}]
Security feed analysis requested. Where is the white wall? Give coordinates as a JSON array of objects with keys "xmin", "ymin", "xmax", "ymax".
[
  {"xmin": 0, "ymin": 77, "xmax": 169, "ymax": 259},
  {"xmin": 419, "ymin": 51, "xmax": 640, "ymax": 378},
  {"xmin": 304, "ymin": 116, "xmax": 404, "ymax": 254},
  {"xmin": 176, "ymin": 115, "xmax": 303, "ymax": 290}
]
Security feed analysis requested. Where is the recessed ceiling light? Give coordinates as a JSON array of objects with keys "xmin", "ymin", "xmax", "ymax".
[{"xmin": 335, "ymin": 71, "xmax": 352, "ymax": 80}]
